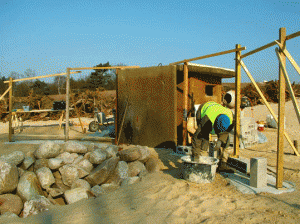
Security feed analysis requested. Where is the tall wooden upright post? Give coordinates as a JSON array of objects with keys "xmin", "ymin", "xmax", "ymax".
[
  {"xmin": 276, "ymin": 27, "xmax": 286, "ymax": 189},
  {"xmin": 115, "ymin": 68, "xmax": 119, "ymax": 145},
  {"xmin": 65, "ymin": 68, "xmax": 70, "ymax": 142},
  {"xmin": 183, "ymin": 62, "xmax": 189, "ymax": 146},
  {"xmin": 234, "ymin": 44, "xmax": 241, "ymax": 157},
  {"xmin": 8, "ymin": 78, "xmax": 13, "ymax": 142}
]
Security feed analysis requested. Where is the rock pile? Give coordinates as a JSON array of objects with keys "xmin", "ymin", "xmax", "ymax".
[{"xmin": 0, "ymin": 141, "xmax": 161, "ymax": 219}]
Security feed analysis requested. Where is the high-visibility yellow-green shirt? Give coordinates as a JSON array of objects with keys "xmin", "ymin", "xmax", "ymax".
[{"xmin": 200, "ymin": 101, "xmax": 233, "ymax": 134}]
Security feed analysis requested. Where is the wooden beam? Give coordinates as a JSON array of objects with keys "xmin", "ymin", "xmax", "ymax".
[
  {"xmin": 69, "ymin": 66, "xmax": 140, "ymax": 71},
  {"xmin": 182, "ymin": 62, "xmax": 188, "ymax": 146},
  {"xmin": 277, "ymin": 27, "xmax": 286, "ymax": 189},
  {"xmin": 286, "ymin": 30, "xmax": 300, "ymax": 40},
  {"xmin": 234, "ymin": 44, "xmax": 242, "ymax": 157},
  {"xmin": 241, "ymin": 30, "xmax": 300, "ymax": 59},
  {"xmin": 275, "ymin": 40, "xmax": 300, "ymax": 76},
  {"xmin": 169, "ymin": 47, "xmax": 246, "ymax": 65},
  {"xmin": 275, "ymin": 48, "xmax": 300, "ymax": 126},
  {"xmin": 238, "ymin": 59, "xmax": 300, "ymax": 156},
  {"xmin": 0, "ymin": 86, "xmax": 12, "ymax": 101},
  {"xmin": 65, "ymin": 68, "xmax": 70, "ymax": 142},
  {"xmin": 3, "ymin": 71, "xmax": 81, "ymax": 83},
  {"xmin": 8, "ymin": 78, "xmax": 13, "ymax": 142},
  {"xmin": 241, "ymin": 41, "xmax": 276, "ymax": 59}
]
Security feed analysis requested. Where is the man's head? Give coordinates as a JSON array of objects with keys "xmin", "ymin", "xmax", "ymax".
[{"xmin": 214, "ymin": 114, "xmax": 230, "ymax": 133}]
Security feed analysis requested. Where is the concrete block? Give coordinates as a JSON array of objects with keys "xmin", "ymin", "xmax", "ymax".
[
  {"xmin": 227, "ymin": 157, "xmax": 250, "ymax": 173},
  {"xmin": 250, "ymin": 157, "xmax": 267, "ymax": 188}
]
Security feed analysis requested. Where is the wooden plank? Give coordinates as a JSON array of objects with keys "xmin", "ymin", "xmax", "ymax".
[
  {"xmin": 0, "ymin": 86, "xmax": 12, "ymax": 101},
  {"xmin": 239, "ymin": 59, "xmax": 300, "ymax": 156},
  {"xmin": 182, "ymin": 62, "xmax": 188, "ymax": 146},
  {"xmin": 277, "ymin": 27, "xmax": 286, "ymax": 189},
  {"xmin": 3, "ymin": 71, "xmax": 81, "ymax": 83},
  {"xmin": 169, "ymin": 47, "xmax": 246, "ymax": 65},
  {"xmin": 117, "ymin": 100, "xmax": 128, "ymax": 145},
  {"xmin": 234, "ymin": 44, "xmax": 242, "ymax": 157},
  {"xmin": 275, "ymin": 40, "xmax": 300, "ymax": 76},
  {"xmin": 241, "ymin": 30, "xmax": 300, "ymax": 59},
  {"xmin": 115, "ymin": 69, "xmax": 119, "ymax": 145},
  {"xmin": 275, "ymin": 48, "xmax": 300, "ymax": 126},
  {"xmin": 65, "ymin": 68, "xmax": 70, "ymax": 142},
  {"xmin": 69, "ymin": 66, "xmax": 140, "ymax": 71},
  {"xmin": 8, "ymin": 78, "xmax": 13, "ymax": 142}
]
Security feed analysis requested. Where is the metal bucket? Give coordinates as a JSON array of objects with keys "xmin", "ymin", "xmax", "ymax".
[{"xmin": 181, "ymin": 156, "xmax": 219, "ymax": 184}]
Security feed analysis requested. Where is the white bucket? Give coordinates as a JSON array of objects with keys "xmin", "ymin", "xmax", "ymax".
[
  {"xmin": 266, "ymin": 114, "xmax": 286, "ymax": 129},
  {"xmin": 181, "ymin": 156, "xmax": 219, "ymax": 184}
]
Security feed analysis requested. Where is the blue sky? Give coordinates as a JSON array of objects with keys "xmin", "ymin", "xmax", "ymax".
[{"xmin": 0, "ymin": 0, "xmax": 299, "ymax": 83}]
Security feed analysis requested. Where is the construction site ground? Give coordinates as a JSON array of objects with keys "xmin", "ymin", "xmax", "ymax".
[{"xmin": 1, "ymin": 100, "xmax": 300, "ymax": 223}]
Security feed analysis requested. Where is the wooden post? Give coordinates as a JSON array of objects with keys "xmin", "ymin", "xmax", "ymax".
[
  {"xmin": 276, "ymin": 27, "xmax": 286, "ymax": 189},
  {"xmin": 115, "ymin": 69, "xmax": 119, "ymax": 145},
  {"xmin": 8, "ymin": 78, "xmax": 13, "ymax": 142},
  {"xmin": 183, "ymin": 62, "xmax": 188, "ymax": 146},
  {"xmin": 65, "ymin": 68, "xmax": 70, "ymax": 142},
  {"xmin": 234, "ymin": 44, "xmax": 241, "ymax": 157}
]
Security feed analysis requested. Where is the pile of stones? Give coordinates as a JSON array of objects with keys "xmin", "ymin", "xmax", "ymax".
[{"xmin": 0, "ymin": 141, "xmax": 160, "ymax": 219}]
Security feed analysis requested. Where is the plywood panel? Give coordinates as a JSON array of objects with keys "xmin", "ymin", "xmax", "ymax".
[{"xmin": 117, "ymin": 65, "xmax": 177, "ymax": 149}]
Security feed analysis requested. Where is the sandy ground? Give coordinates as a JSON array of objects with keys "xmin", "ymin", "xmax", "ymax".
[{"xmin": 1, "ymin": 100, "xmax": 300, "ymax": 223}]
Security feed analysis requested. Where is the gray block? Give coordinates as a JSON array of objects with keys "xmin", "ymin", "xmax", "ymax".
[
  {"xmin": 250, "ymin": 157, "xmax": 267, "ymax": 188},
  {"xmin": 227, "ymin": 157, "xmax": 250, "ymax": 173}
]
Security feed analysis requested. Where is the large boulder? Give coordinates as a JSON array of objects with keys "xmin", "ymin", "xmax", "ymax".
[
  {"xmin": 90, "ymin": 185, "xmax": 105, "ymax": 197},
  {"xmin": 48, "ymin": 158, "xmax": 64, "ymax": 170},
  {"xmin": 17, "ymin": 171, "xmax": 44, "ymax": 201},
  {"xmin": 104, "ymin": 145, "xmax": 119, "ymax": 158},
  {"xmin": 0, "ymin": 159, "xmax": 19, "ymax": 194},
  {"xmin": 85, "ymin": 156, "xmax": 119, "ymax": 186},
  {"xmin": 117, "ymin": 146, "xmax": 142, "ymax": 162},
  {"xmin": 0, "ymin": 151, "xmax": 25, "ymax": 166},
  {"xmin": 64, "ymin": 141, "xmax": 88, "ymax": 154},
  {"xmin": 121, "ymin": 177, "xmax": 140, "ymax": 186},
  {"xmin": 21, "ymin": 157, "xmax": 35, "ymax": 170},
  {"xmin": 89, "ymin": 149, "xmax": 107, "ymax": 165},
  {"xmin": 56, "ymin": 152, "xmax": 79, "ymax": 164},
  {"xmin": 46, "ymin": 187, "xmax": 64, "ymax": 198},
  {"xmin": 128, "ymin": 161, "xmax": 146, "ymax": 177},
  {"xmin": 36, "ymin": 167, "xmax": 55, "ymax": 189},
  {"xmin": 59, "ymin": 165, "xmax": 79, "ymax": 187},
  {"xmin": 0, "ymin": 194, "xmax": 23, "ymax": 215},
  {"xmin": 1, "ymin": 211, "xmax": 19, "ymax": 218},
  {"xmin": 64, "ymin": 188, "xmax": 89, "ymax": 204},
  {"xmin": 71, "ymin": 179, "xmax": 91, "ymax": 191},
  {"xmin": 34, "ymin": 141, "xmax": 61, "ymax": 159},
  {"xmin": 34, "ymin": 159, "xmax": 49, "ymax": 171},
  {"xmin": 105, "ymin": 161, "xmax": 129, "ymax": 185},
  {"xmin": 145, "ymin": 157, "xmax": 161, "ymax": 173},
  {"xmin": 22, "ymin": 195, "xmax": 52, "ymax": 218},
  {"xmin": 137, "ymin": 146, "xmax": 151, "ymax": 163}
]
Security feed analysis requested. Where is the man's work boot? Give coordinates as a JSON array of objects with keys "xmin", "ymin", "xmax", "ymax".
[{"xmin": 217, "ymin": 162, "xmax": 235, "ymax": 173}]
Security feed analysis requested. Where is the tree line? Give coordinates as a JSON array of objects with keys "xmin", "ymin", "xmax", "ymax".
[{"xmin": 0, "ymin": 62, "xmax": 117, "ymax": 97}]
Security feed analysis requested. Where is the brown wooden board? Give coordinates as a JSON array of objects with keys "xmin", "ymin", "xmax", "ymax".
[{"xmin": 117, "ymin": 65, "xmax": 177, "ymax": 149}]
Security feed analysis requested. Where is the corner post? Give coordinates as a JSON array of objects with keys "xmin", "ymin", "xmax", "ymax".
[
  {"xmin": 234, "ymin": 44, "xmax": 241, "ymax": 157},
  {"xmin": 276, "ymin": 27, "xmax": 286, "ymax": 189},
  {"xmin": 65, "ymin": 68, "xmax": 70, "ymax": 142},
  {"xmin": 115, "ymin": 68, "xmax": 119, "ymax": 145},
  {"xmin": 8, "ymin": 78, "xmax": 13, "ymax": 142},
  {"xmin": 183, "ymin": 62, "xmax": 189, "ymax": 146}
]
